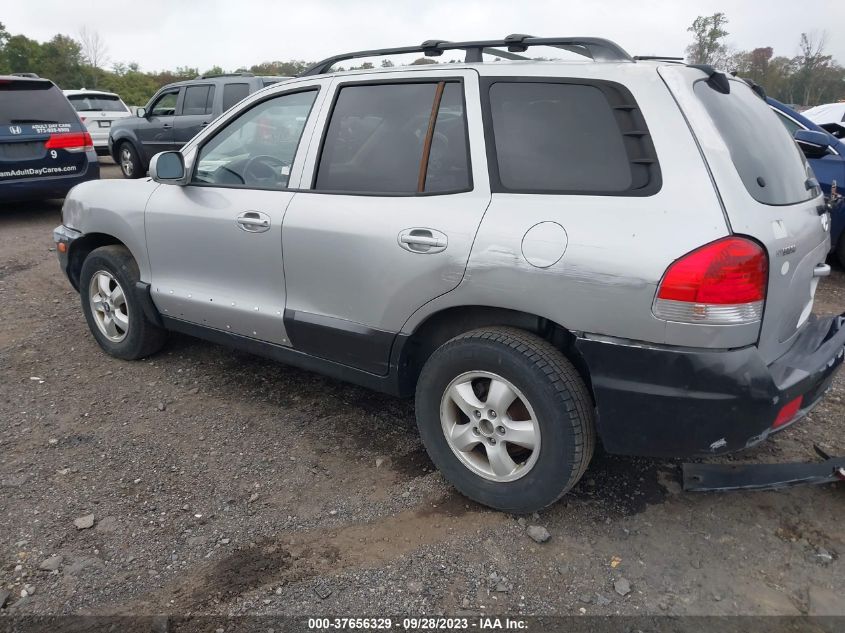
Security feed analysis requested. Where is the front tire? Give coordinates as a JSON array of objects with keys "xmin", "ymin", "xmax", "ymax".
[
  {"xmin": 80, "ymin": 245, "xmax": 166, "ymax": 359},
  {"xmin": 415, "ymin": 327, "xmax": 595, "ymax": 513},
  {"xmin": 836, "ymin": 232, "xmax": 845, "ymax": 268},
  {"xmin": 118, "ymin": 141, "xmax": 143, "ymax": 179}
]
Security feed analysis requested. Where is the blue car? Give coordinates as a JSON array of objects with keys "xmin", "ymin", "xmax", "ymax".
[
  {"xmin": 1, "ymin": 75, "xmax": 99, "ymax": 202},
  {"xmin": 768, "ymin": 97, "xmax": 845, "ymax": 265}
]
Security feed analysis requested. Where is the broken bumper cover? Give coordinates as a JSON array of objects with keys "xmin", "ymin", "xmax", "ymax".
[
  {"xmin": 682, "ymin": 453, "xmax": 845, "ymax": 492},
  {"xmin": 575, "ymin": 313, "xmax": 845, "ymax": 458}
]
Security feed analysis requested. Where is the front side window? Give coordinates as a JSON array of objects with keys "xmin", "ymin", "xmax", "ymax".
[
  {"xmin": 773, "ymin": 110, "xmax": 803, "ymax": 136},
  {"xmin": 150, "ymin": 91, "xmax": 179, "ymax": 116},
  {"xmin": 315, "ymin": 81, "xmax": 470, "ymax": 194},
  {"xmin": 182, "ymin": 85, "xmax": 214, "ymax": 116},
  {"xmin": 487, "ymin": 82, "xmax": 638, "ymax": 193},
  {"xmin": 192, "ymin": 89, "xmax": 318, "ymax": 190}
]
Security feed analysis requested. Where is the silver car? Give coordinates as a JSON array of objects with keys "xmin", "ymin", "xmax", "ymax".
[{"xmin": 53, "ymin": 36, "xmax": 845, "ymax": 512}]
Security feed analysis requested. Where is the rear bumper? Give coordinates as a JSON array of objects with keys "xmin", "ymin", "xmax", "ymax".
[
  {"xmin": 575, "ymin": 313, "xmax": 845, "ymax": 458},
  {"xmin": 0, "ymin": 158, "xmax": 100, "ymax": 202}
]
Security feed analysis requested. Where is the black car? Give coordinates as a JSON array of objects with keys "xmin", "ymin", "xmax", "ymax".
[
  {"xmin": 109, "ymin": 73, "xmax": 287, "ymax": 178},
  {"xmin": 0, "ymin": 76, "xmax": 100, "ymax": 202}
]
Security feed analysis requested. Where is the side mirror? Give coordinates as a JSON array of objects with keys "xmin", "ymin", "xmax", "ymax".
[
  {"xmin": 149, "ymin": 151, "xmax": 186, "ymax": 184},
  {"xmin": 794, "ymin": 129, "xmax": 834, "ymax": 160},
  {"xmin": 136, "ymin": 107, "xmax": 147, "ymax": 118},
  {"xmin": 794, "ymin": 129, "xmax": 833, "ymax": 149}
]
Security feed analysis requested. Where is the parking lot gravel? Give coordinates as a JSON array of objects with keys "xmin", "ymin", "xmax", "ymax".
[{"xmin": 1, "ymin": 160, "xmax": 843, "ymax": 618}]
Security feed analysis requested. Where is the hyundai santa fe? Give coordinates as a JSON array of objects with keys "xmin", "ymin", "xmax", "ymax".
[{"xmin": 52, "ymin": 36, "xmax": 845, "ymax": 512}]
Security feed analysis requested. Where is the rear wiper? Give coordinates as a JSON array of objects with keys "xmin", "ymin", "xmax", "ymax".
[{"xmin": 9, "ymin": 118, "xmax": 59, "ymax": 124}]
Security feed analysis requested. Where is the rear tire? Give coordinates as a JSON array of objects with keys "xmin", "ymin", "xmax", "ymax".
[
  {"xmin": 118, "ymin": 141, "xmax": 143, "ymax": 179},
  {"xmin": 80, "ymin": 245, "xmax": 166, "ymax": 360},
  {"xmin": 415, "ymin": 327, "xmax": 595, "ymax": 513}
]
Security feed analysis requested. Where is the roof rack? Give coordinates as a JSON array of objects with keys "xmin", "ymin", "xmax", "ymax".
[
  {"xmin": 300, "ymin": 34, "xmax": 633, "ymax": 76},
  {"xmin": 633, "ymin": 55, "xmax": 684, "ymax": 61},
  {"xmin": 194, "ymin": 72, "xmax": 255, "ymax": 80}
]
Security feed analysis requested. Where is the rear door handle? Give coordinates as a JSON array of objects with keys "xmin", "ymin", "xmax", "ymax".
[
  {"xmin": 200, "ymin": 121, "xmax": 210, "ymax": 128},
  {"xmin": 162, "ymin": 124, "xmax": 172, "ymax": 129},
  {"xmin": 813, "ymin": 263, "xmax": 831, "ymax": 278},
  {"xmin": 398, "ymin": 228, "xmax": 448, "ymax": 254},
  {"xmin": 236, "ymin": 211, "xmax": 271, "ymax": 233}
]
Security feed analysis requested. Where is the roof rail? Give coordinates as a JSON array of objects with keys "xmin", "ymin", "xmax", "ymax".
[
  {"xmin": 300, "ymin": 34, "xmax": 633, "ymax": 76},
  {"xmin": 633, "ymin": 55, "xmax": 684, "ymax": 62},
  {"xmin": 11, "ymin": 72, "xmax": 40, "ymax": 78},
  {"xmin": 194, "ymin": 72, "xmax": 255, "ymax": 80}
]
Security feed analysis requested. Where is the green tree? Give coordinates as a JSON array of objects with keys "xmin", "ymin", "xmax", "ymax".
[
  {"xmin": 39, "ymin": 34, "xmax": 86, "ymax": 88},
  {"xmin": 685, "ymin": 13, "xmax": 730, "ymax": 67},
  {"xmin": 3, "ymin": 34, "xmax": 43, "ymax": 75}
]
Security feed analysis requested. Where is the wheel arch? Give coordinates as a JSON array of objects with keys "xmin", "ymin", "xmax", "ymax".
[
  {"xmin": 395, "ymin": 305, "xmax": 593, "ymax": 401},
  {"xmin": 67, "ymin": 233, "xmax": 132, "ymax": 291}
]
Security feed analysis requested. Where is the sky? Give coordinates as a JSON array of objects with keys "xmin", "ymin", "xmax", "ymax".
[{"xmin": 4, "ymin": 0, "xmax": 845, "ymax": 72}]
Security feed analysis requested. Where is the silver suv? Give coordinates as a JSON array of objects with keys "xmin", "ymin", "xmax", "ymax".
[{"xmin": 53, "ymin": 36, "xmax": 845, "ymax": 512}]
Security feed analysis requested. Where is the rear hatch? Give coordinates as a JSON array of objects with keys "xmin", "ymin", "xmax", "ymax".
[
  {"xmin": 0, "ymin": 78, "xmax": 90, "ymax": 183},
  {"xmin": 65, "ymin": 92, "xmax": 131, "ymax": 137},
  {"xmin": 659, "ymin": 66, "xmax": 830, "ymax": 364}
]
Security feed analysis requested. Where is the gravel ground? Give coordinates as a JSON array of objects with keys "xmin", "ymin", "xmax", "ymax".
[{"xmin": 0, "ymin": 160, "xmax": 843, "ymax": 618}]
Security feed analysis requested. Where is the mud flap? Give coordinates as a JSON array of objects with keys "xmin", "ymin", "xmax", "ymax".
[{"xmin": 683, "ymin": 446, "xmax": 845, "ymax": 492}]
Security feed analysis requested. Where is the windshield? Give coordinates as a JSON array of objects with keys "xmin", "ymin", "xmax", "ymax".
[
  {"xmin": 695, "ymin": 79, "xmax": 815, "ymax": 206},
  {"xmin": 67, "ymin": 93, "xmax": 128, "ymax": 113},
  {"xmin": 0, "ymin": 80, "xmax": 78, "ymax": 125}
]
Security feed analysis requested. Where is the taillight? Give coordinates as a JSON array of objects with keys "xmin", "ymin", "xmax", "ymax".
[
  {"xmin": 45, "ymin": 131, "xmax": 94, "ymax": 153},
  {"xmin": 653, "ymin": 237, "xmax": 768, "ymax": 324}
]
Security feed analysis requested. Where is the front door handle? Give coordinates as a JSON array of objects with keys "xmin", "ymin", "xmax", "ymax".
[
  {"xmin": 236, "ymin": 211, "xmax": 271, "ymax": 233},
  {"xmin": 398, "ymin": 228, "xmax": 448, "ymax": 254}
]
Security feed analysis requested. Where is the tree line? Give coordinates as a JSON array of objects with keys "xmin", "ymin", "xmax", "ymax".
[
  {"xmin": 686, "ymin": 13, "xmax": 844, "ymax": 105},
  {"xmin": 2, "ymin": 16, "xmax": 843, "ymax": 107}
]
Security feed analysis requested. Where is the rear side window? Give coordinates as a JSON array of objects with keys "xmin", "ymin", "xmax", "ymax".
[
  {"xmin": 67, "ymin": 94, "xmax": 127, "ymax": 113},
  {"xmin": 315, "ymin": 81, "xmax": 471, "ymax": 194},
  {"xmin": 222, "ymin": 83, "xmax": 250, "ymax": 111},
  {"xmin": 696, "ymin": 81, "xmax": 814, "ymax": 206},
  {"xmin": 182, "ymin": 85, "xmax": 215, "ymax": 116},
  {"xmin": 485, "ymin": 80, "xmax": 660, "ymax": 195},
  {"xmin": 0, "ymin": 81, "xmax": 78, "ymax": 124}
]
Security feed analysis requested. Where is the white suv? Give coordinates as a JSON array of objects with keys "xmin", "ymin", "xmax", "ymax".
[{"xmin": 63, "ymin": 89, "xmax": 132, "ymax": 155}]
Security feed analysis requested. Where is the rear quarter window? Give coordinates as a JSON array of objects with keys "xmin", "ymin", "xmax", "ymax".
[
  {"xmin": 695, "ymin": 80, "xmax": 814, "ymax": 206},
  {"xmin": 483, "ymin": 79, "xmax": 661, "ymax": 196}
]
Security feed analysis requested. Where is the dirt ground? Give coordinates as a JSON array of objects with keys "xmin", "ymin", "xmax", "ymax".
[{"xmin": 1, "ymin": 160, "xmax": 843, "ymax": 619}]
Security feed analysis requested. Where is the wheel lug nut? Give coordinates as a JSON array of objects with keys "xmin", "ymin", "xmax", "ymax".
[
  {"xmin": 489, "ymin": 410, "xmax": 497, "ymax": 419},
  {"xmin": 496, "ymin": 426, "xmax": 506, "ymax": 435},
  {"xmin": 473, "ymin": 410, "xmax": 482, "ymax": 419},
  {"xmin": 488, "ymin": 437, "xmax": 496, "ymax": 445},
  {"xmin": 472, "ymin": 427, "xmax": 480, "ymax": 436}
]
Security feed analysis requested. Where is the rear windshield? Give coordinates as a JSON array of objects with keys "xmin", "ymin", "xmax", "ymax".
[
  {"xmin": 695, "ymin": 80, "xmax": 814, "ymax": 206},
  {"xmin": 0, "ymin": 80, "xmax": 78, "ymax": 124},
  {"xmin": 67, "ymin": 93, "xmax": 127, "ymax": 112}
]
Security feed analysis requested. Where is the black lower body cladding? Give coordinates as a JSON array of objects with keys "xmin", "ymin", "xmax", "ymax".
[{"xmin": 576, "ymin": 313, "xmax": 845, "ymax": 458}]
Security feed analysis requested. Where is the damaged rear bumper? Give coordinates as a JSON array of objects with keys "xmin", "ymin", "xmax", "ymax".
[{"xmin": 575, "ymin": 312, "xmax": 845, "ymax": 458}]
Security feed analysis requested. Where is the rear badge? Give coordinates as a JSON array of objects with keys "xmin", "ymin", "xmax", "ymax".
[
  {"xmin": 821, "ymin": 213, "xmax": 831, "ymax": 232},
  {"xmin": 9, "ymin": 125, "xmax": 22, "ymax": 135},
  {"xmin": 776, "ymin": 244, "xmax": 797, "ymax": 257}
]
